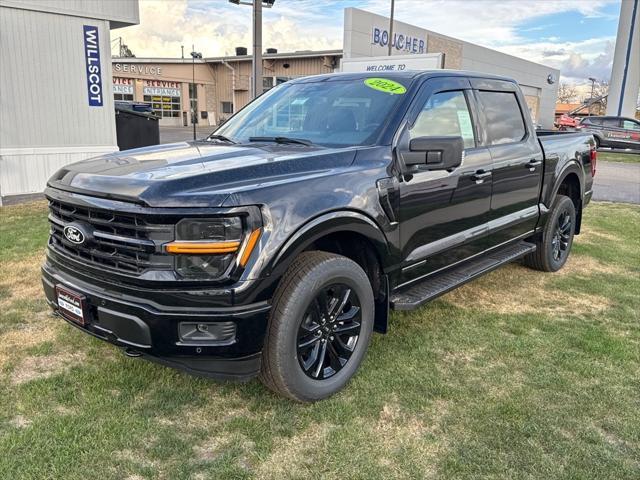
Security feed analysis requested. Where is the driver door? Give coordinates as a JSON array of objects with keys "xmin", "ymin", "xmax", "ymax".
[{"xmin": 397, "ymin": 77, "xmax": 493, "ymax": 286}]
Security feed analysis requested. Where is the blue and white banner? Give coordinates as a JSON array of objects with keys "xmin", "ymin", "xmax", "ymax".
[{"xmin": 83, "ymin": 25, "xmax": 103, "ymax": 107}]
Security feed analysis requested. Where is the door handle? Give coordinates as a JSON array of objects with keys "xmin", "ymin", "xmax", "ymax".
[
  {"xmin": 526, "ymin": 159, "xmax": 542, "ymax": 171},
  {"xmin": 471, "ymin": 170, "xmax": 492, "ymax": 184}
]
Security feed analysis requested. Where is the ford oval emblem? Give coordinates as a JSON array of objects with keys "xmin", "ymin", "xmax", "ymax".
[{"xmin": 63, "ymin": 225, "xmax": 86, "ymax": 245}]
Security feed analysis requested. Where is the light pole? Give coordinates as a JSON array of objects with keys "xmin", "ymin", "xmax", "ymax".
[
  {"xmin": 229, "ymin": 1, "xmax": 276, "ymax": 100},
  {"xmin": 191, "ymin": 47, "xmax": 202, "ymax": 140},
  {"xmin": 388, "ymin": 0, "xmax": 395, "ymax": 56},
  {"xmin": 588, "ymin": 77, "xmax": 597, "ymax": 116}
]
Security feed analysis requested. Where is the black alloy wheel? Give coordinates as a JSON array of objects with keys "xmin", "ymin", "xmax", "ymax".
[
  {"xmin": 259, "ymin": 251, "xmax": 374, "ymax": 402},
  {"xmin": 296, "ymin": 283, "xmax": 362, "ymax": 380},
  {"xmin": 523, "ymin": 194, "xmax": 576, "ymax": 272},
  {"xmin": 551, "ymin": 210, "xmax": 572, "ymax": 263}
]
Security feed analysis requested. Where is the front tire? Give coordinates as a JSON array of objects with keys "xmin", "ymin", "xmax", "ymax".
[
  {"xmin": 524, "ymin": 194, "xmax": 576, "ymax": 272},
  {"xmin": 259, "ymin": 251, "xmax": 374, "ymax": 402}
]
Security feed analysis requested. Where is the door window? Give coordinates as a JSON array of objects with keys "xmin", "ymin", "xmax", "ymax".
[
  {"xmin": 477, "ymin": 91, "xmax": 526, "ymax": 145},
  {"xmin": 410, "ymin": 91, "xmax": 476, "ymax": 149},
  {"xmin": 602, "ymin": 118, "xmax": 620, "ymax": 127},
  {"xmin": 622, "ymin": 120, "xmax": 640, "ymax": 131}
]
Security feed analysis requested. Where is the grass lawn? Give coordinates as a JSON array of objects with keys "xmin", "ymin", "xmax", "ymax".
[
  {"xmin": 598, "ymin": 151, "xmax": 640, "ymax": 164},
  {"xmin": 1, "ymin": 201, "xmax": 639, "ymax": 479}
]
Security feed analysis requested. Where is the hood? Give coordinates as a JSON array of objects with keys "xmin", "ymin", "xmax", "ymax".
[{"xmin": 48, "ymin": 141, "xmax": 357, "ymax": 207}]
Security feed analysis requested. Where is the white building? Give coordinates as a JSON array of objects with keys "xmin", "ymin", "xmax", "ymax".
[{"xmin": 0, "ymin": 0, "xmax": 139, "ymax": 204}]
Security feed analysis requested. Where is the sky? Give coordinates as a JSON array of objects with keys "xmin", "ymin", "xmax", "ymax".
[{"xmin": 112, "ymin": 0, "xmax": 624, "ymax": 89}]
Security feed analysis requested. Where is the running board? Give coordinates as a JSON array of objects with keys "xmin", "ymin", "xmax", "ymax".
[{"xmin": 390, "ymin": 241, "xmax": 536, "ymax": 311}]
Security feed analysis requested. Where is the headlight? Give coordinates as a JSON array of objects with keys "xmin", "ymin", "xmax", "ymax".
[
  {"xmin": 165, "ymin": 217, "xmax": 261, "ymax": 280},
  {"xmin": 176, "ymin": 217, "xmax": 242, "ymax": 242}
]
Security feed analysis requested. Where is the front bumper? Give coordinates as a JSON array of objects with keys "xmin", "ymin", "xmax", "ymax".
[{"xmin": 42, "ymin": 260, "xmax": 271, "ymax": 381}]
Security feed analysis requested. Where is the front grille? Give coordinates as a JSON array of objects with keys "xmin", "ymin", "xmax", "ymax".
[{"xmin": 48, "ymin": 199, "xmax": 174, "ymax": 275}]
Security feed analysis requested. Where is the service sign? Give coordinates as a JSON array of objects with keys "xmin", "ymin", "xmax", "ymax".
[
  {"xmin": 143, "ymin": 80, "xmax": 180, "ymax": 97},
  {"xmin": 113, "ymin": 77, "xmax": 134, "ymax": 95},
  {"xmin": 83, "ymin": 25, "xmax": 103, "ymax": 106}
]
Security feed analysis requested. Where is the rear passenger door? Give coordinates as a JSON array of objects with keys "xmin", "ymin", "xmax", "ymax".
[
  {"xmin": 397, "ymin": 77, "xmax": 493, "ymax": 284},
  {"xmin": 472, "ymin": 79, "xmax": 543, "ymax": 246}
]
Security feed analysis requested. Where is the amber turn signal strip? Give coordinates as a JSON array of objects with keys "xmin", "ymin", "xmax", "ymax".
[
  {"xmin": 165, "ymin": 240, "xmax": 240, "ymax": 255},
  {"xmin": 239, "ymin": 228, "xmax": 262, "ymax": 267}
]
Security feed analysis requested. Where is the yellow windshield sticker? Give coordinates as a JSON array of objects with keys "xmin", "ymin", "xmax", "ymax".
[{"xmin": 364, "ymin": 78, "xmax": 407, "ymax": 95}]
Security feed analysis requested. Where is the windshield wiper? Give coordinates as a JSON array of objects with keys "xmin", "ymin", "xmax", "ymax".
[
  {"xmin": 205, "ymin": 134, "xmax": 236, "ymax": 144},
  {"xmin": 248, "ymin": 136, "xmax": 313, "ymax": 146}
]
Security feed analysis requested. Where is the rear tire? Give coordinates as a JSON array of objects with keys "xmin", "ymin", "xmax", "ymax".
[
  {"xmin": 259, "ymin": 251, "xmax": 374, "ymax": 402},
  {"xmin": 524, "ymin": 194, "xmax": 576, "ymax": 272}
]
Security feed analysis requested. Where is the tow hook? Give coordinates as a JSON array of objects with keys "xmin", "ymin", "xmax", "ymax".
[{"xmin": 124, "ymin": 348, "xmax": 142, "ymax": 358}]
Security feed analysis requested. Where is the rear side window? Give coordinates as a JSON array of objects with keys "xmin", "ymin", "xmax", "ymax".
[
  {"xmin": 622, "ymin": 120, "xmax": 640, "ymax": 131},
  {"xmin": 477, "ymin": 91, "xmax": 526, "ymax": 145},
  {"xmin": 602, "ymin": 118, "xmax": 620, "ymax": 127},
  {"xmin": 410, "ymin": 90, "xmax": 476, "ymax": 149}
]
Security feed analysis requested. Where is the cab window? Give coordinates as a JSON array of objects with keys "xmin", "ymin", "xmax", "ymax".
[
  {"xmin": 477, "ymin": 91, "xmax": 526, "ymax": 145},
  {"xmin": 410, "ymin": 91, "xmax": 476, "ymax": 149}
]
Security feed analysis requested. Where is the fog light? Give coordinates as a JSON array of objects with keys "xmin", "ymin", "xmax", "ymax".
[{"xmin": 178, "ymin": 321, "xmax": 236, "ymax": 345}]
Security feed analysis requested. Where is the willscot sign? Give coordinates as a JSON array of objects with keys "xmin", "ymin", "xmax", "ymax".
[{"xmin": 83, "ymin": 25, "xmax": 103, "ymax": 107}]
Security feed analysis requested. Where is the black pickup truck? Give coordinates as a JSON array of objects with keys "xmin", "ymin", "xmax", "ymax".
[{"xmin": 42, "ymin": 71, "xmax": 596, "ymax": 401}]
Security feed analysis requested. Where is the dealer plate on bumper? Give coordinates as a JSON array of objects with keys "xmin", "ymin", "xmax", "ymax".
[{"xmin": 55, "ymin": 285, "xmax": 88, "ymax": 326}]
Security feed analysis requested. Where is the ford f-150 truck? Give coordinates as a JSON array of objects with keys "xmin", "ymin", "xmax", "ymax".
[{"xmin": 42, "ymin": 71, "xmax": 596, "ymax": 401}]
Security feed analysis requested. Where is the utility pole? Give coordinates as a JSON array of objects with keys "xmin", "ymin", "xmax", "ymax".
[
  {"xmin": 191, "ymin": 46, "xmax": 202, "ymax": 140},
  {"xmin": 252, "ymin": 1, "xmax": 262, "ymax": 99},
  {"xmin": 228, "ymin": 1, "xmax": 275, "ymax": 100},
  {"xmin": 588, "ymin": 77, "xmax": 597, "ymax": 116},
  {"xmin": 387, "ymin": 0, "xmax": 395, "ymax": 56}
]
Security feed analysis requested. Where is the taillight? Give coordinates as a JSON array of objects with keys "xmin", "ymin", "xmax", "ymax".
[{"xmin": 590, "ymin": 146, "xmax": 597, "ymax": 177}]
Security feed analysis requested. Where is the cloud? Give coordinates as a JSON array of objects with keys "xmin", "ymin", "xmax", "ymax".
[
  {"xmin": 359, "ymin": 0, "xmax": 617, "ymax": 46},
  {"xmin": 113, "ymin": 0, "xmax": 343, "ymax": 58},
  {"xmin": 113, "ymin": 0, "xmax": 620, "ymax": 85},
  {"xmin": 497, "ymin": 37, "xmax": 616, "ymax": 84}
]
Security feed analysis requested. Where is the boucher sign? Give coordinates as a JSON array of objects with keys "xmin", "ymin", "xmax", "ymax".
[
  {"xmin": 372, "ymin": 27, "xmax": 426, "ymax": 54},
  {"xmin": 142, "ymin": 80, "xmax": 180, "ymax": 97}
]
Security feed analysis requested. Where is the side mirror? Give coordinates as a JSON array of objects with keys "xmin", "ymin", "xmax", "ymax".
[{"xmin": 401, "ymin": 136, "xmax": 464, "ymax": 170}]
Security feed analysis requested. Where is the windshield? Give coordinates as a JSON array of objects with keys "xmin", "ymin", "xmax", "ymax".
[{"xmin": 214, "ymin": 78, "xmax": 409, "ymax": 147}]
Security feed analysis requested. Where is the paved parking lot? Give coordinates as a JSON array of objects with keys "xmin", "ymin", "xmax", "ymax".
[
  {"xmin": 592, "ymin": 160, "xmax": 640, "ymax": 204},
  {"xmin": 159, "ymin": 126, "xmax": 215, "ymax": 144}
]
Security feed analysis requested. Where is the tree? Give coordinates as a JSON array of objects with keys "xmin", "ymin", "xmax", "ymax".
[
  {"xmin": 591, "ymin": 80, "xmax": 609, "ymax": 115},
  {"xmin": 557, "ymin": 83, "xmax": 578, "ymax": 104}
]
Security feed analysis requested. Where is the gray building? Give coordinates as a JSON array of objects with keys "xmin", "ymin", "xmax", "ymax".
[
  {"xmin": 0, "ymin": 0, "xmax": 139, "ymax": 203},
  {"xmin": 343, "ymin": 8, "xmax": 560, "ymax": 129}
]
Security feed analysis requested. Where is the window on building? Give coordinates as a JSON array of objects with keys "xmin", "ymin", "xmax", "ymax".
[
  {"xmin": 114, "ymin": 93, "xmax": 134, "ymax": 101},
  {"xmin": 189, "ymin": 83, "xmax": 198, "ymax": 123},
  {"xmin": 477, "ymin": 91, "xmax": 526, "ymax": 145},
  {"xmin": 143, "ymin": 95, "xmax": 181, "ymax": 118},
  {"xmin": 263, "ymin": 77, "xmax": 274, "ymax": 93},
  {"xmin": 262, "ymin": 76, "xmax": 300, "ymax": 93},
  {"xmin": 221, "ymin": 101, "xmax": 234, "ymax": 114},
  {"xmin": 410, "ymin": 91, "xmax": 476, "ymax": 149}
]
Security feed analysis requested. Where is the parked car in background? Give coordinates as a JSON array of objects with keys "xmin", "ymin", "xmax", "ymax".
[{"xmin": 578, "ymin": 115, "xmax": 640, "ymax": 151}]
